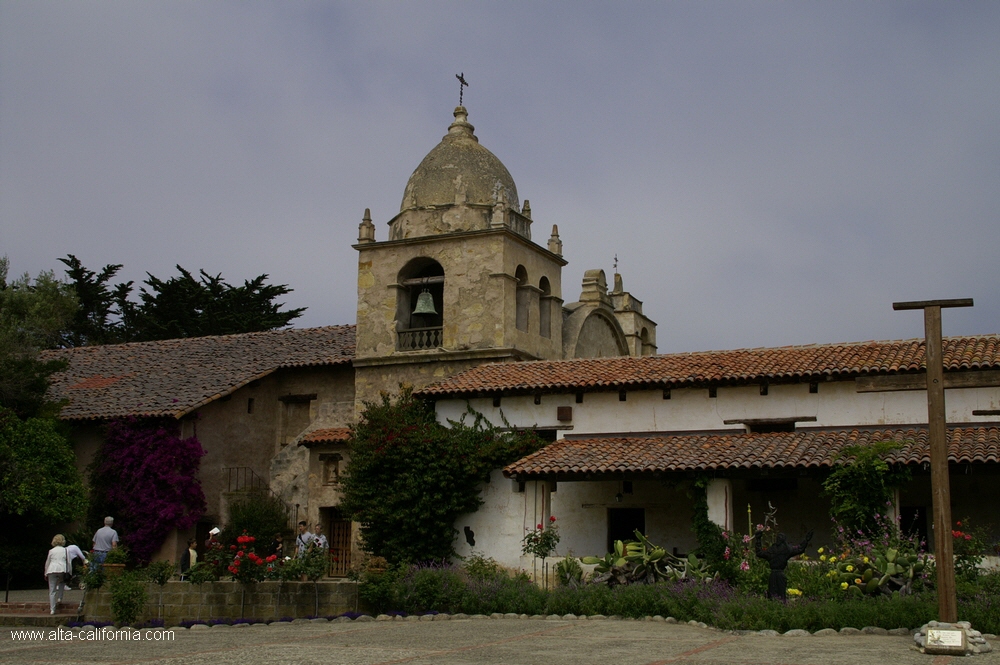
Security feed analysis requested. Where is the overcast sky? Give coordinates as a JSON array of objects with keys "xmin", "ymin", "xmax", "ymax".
[{"xmin": 2, "ymin": 2, "xmax": 998, "ymax": 354}]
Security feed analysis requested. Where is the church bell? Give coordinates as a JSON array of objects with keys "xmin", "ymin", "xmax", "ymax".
[{"xmin": 412, "ymin": 289, "xmax": 438, "ymax": 316}]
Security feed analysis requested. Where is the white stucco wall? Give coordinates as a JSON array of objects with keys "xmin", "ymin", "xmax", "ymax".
[
  {"xmin": 452, "ymin": 472, "xmax": 534, "ymax": 567},
  {"xmin": 436, "ymin": 380, "xmax": 1000, "ymax": 434},
  {"xmin": 437, "ymin": 378, "xmax": 1000, "ymax": 570}
]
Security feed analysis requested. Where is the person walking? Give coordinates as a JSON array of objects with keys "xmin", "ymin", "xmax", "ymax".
[
  {"xmin": 295, "ymin": 521, "xmax": 313, "ymax": 557},
  {"xmin": 44, "ymin": 535, "xmax": 69, "ymax": 615},
  {"xmin": 91, "ymin": 516, "xmax": 119, "ymax": 566},
  {"xmin": 64, "ymin": 541, "xmax": 88, "ymax": 588}
]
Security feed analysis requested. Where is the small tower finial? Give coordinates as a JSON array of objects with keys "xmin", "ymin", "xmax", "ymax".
[
  {"xmin": 358, "ymin": 207, "xmax": 376, "ymax": 244},
  {"xmin": 455, "ymin": 72, "xmax": 469, "ymax": 106},
  {"xmin": 548, "ymin": 224, "xmax": 563, "ymax": 256}
]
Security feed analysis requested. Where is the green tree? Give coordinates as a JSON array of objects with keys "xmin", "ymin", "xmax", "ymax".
[
  {"xmin": 822, "ymin": 441, "xmax": 911, "ymax": 536},
  {"xmin": 0, "ymin": 407, "xmax": 87, "ymax": 588},
  {"xmin": 59, "ymin": 256, "xmax": 306, "ymax": 343},
  {"xmin": 0, "ymin": 257, "xmax": 76, "ymax": 418},
  {"xmin": 340, "ymin": 388, "xmax": 544, "ymax": 564},
  {"xmin": 58, "ymin": 255, "xmax": 126, "ymax": 346}
]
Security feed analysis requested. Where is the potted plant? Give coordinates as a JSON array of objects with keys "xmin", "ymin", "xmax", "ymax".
[{"xmin": 102, "ymin": 547, "xmax": 129, "ymax": 578}]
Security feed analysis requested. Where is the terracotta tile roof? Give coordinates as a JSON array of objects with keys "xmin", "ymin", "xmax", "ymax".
[
  {"xmin": 503, "ymin": 426, "xmax": 1000, "ymax": 478},
  {"xmin": 301, "ymin": 427, "xmax": 352, "ymax": 444},
  {"xmin": 42, "ymin": 325, "xmax": 355, "ymax": 421},
  {"xmin": 417, "ymin": 335, "xmax": 1000, "ymax": 397}
]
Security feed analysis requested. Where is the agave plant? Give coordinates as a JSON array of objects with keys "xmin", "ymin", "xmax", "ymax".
[{"xmin": 582, "ymin": 530, "xmax": 717, "ymax": 586}]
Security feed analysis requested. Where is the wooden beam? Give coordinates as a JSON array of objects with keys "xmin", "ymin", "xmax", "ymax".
[
  {"xmin": 891, "ymin": 298, "xmax": 972, "ymax": 624},
  {"xmin": 923, "ymin": 305, "xmax": 957, "ymax": 623},
  {"xmin": 855, "ymin": 369, "xmax": 1000, "ymax": 393},
  {"xmin": 722, "ymin": 417, "xmax": 817, "ymax": 425},
  {"xmin": 973, "ymin": 410, "xmax": 1000, "ymax": 416},
  {"xmin": 893, "ymin": 298, "xmax": 974, "ymax": 310}
]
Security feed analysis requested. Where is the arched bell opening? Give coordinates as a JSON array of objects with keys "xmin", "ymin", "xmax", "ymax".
[
  {"xmin": 396, "ymin": 258, "xmax": 444, "ymax": 350},
  {"xmin": 515, "ymin": 265, "xmax": 530, "ymax": 333},
  {"xmin": 539, "ymin": 276, "xmax": 552, "ymax": 339}
]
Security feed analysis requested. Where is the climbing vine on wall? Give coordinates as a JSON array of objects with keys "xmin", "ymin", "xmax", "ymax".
[
  {"xmin": 89, "ymin": 417, "xmax": 206, "ymax": 563},
  {"xmin": 341, "ymin": 387, "xmax": 545, "ymax": 564},
  {"xmin": 822, "ymin": 441, "xmax": 911, "ymax": 537},
  {"xmin": 690, "ymin": 476, "xmax": 740, "ymax": 583}
]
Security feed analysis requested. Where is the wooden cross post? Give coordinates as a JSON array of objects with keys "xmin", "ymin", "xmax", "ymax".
[{"xmin": 890, "ymin": 298, "xmax": 972, "ymax": 623}]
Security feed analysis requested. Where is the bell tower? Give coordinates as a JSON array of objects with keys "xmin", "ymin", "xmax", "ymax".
[{"xmin": 353, "ymin": 106, "xmax": 568, "ymax": 411}]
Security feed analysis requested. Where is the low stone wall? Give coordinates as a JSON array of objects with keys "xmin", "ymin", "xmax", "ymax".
[{"xmin": 83, "ymin": 580, "xmax": 361, "ymax": 624}]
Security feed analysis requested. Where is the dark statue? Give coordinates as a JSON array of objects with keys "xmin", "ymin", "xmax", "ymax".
[{"xmin": 754, "ymin": 529, "xmax": 813, "ymax": 600}]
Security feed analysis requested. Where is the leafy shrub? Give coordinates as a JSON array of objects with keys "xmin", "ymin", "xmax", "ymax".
[
  {"xmin": 462, "ymin": 553, "xmax": 503, "ymax": 581},
  {"xmin": 341, "ymin": 389, "xmax": 544, "ymax": 564},
  {"xmin": 82, "ymin": 564, "xmax": 105, "ymax": 590},
  {"xmin": 822, "ymin": 441, "xmax": 910, "ymax": 536},
  {"xmin": 104, "ymin": 546, "xmax": 129, "ymax": 565},
  {"xmin": 461, "ymin": 572, "xmax": 545, "ymax": 615},
  {"xmin": 356, "ymin": 566, "xmax": 403, "ymax": 615},
  {"xmin": 222, "ymin": 491, "xmax": 289, "ymax": 546},
  {"xmin": 144, "ymin": 560, "xmax": 174, "ymax": 586},
  {"xmin": 396, "ymin": 564, "xmax": 467, "ymax": 614},
  {"xmin": 185, "ymin": 562, "xmax": 217, "ymax": 585},
  {"xmin": 109, "ymin": 571, "xmax": 148, "ymax": 625}
]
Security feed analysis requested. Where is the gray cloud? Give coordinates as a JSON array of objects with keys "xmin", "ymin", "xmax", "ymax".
[{"xmin": 2, "ymin": 2, "xmax": 997, "ymax": 353}]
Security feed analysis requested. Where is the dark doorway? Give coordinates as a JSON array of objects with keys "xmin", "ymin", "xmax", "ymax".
[
  {"xmin": 900, "ymin": 506, "xmax": 929, "ymax": 550},
  {"xmin": 320, "ymin": 506, "xmax": 353, "ymax": 577},
  {"xmin": 607, "ymin": 508, "xmax": 645, "ymax": 552}
]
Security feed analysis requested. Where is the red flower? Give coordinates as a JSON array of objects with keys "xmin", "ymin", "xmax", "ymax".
[
  {"xmin": 266, "ymin": 555, "xmax": 277, "ymax": 563},
  {"xmin": 549, "ymin": 516, "xmax": 556, "ymax": 522},
  {"xmin": 956, "ymin": 521, "xmax": 962, "ymax": 527},
  {"xmin": 965, "ymin": 534, "xmax": 972, "ymax": 541},
  {"xmin": 230, "ymin": 545, "xmax": 237, "ymax": 550},
  {"xmin": 536, "ymin": 523, "xmax": 543, "ymax": 530}
]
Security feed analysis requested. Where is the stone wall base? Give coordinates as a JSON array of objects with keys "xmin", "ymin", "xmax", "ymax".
[{"xmin": 84, "ymin": 580, "xmax": 361, "ymax": 624}]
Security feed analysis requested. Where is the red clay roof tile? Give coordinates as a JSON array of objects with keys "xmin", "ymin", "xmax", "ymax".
[
  {"xmin": 503, "ymin": 426, "xmax": 1000, "ymax": 478},
  {"xmin": 417, "ymin": 336, "xmax": 1000, "ymax": 397},
  {"xmin": 42, "ymin": 325, "xmax": 355, "ymax": 420},
  {"xmin": 301, "ymin": 427, "xmax": 351, "ymax": 444}
]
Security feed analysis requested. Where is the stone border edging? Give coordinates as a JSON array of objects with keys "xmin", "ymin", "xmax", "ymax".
[{"xmin": 60, "ymin": 613, "xmax": 999, "ymax": 642}]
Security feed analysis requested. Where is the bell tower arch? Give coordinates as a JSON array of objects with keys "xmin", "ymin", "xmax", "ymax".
[{"xmin": 353, "ymin": 106, "xmax": 567, "ymax": 411}]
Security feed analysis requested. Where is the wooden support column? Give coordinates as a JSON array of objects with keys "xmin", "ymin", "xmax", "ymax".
[{"xmin": 892, "ymin": 297, "xmax": 972, "ymax": 623}]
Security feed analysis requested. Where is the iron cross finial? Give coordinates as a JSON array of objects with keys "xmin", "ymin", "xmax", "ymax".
[
  {"xmin": 613, "ymin": 254, "xmax": 618, "ymax": 272},
  {"xmin": 456, "ymin": 73, "xmax": 469, "ymax": 106}
]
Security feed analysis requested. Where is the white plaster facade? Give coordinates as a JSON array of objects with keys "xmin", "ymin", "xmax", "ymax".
[{"xmin": 435, "ymin": 375, "xmax": 1000, "ymax": 571}]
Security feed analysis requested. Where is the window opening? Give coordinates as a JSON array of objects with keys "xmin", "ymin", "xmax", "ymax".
[
  {"xmin": 515, "ymin": 265, "xmax": 530, "ymax": 332},
  {"xmin": 539, "ymin": 276, "xmax": 552, "ymax": 338}
]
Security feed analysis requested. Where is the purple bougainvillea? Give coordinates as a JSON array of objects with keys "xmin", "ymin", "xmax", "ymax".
[{"xmin": 94, "ymin": 417, "xmax": 207, "ymax": 563}]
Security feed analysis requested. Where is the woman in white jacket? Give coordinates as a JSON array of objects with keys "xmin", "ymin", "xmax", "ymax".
[{"xmin": 44, "ymin": 534, "xmax": 69, "ymax": 615}]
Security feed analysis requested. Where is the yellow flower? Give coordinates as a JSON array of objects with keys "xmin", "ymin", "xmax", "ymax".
[
  {"xmin": 820, "ymin": 555, "xmax": 827, "ymax": 562},
  {"xmin": 855, "ymin": 578, "xmax": 862, "ymax": 585},
  {"xmin": 846, "ymin": 565, "xmax": 854, "ymax": 572},
  {"xmin": 840, "ymin": 582, "xmax": 848, "ymax": 590},
  {"xmin": 829, "ymin": 555, "xmax": 837, "ymax": 562},
  {"xmin": 817, "ymin": 547, "xmax": 824, "ymax": 554},
  {"xmin": 787, "ymin": 588, "xmax": 802, "ymax": 597},
  {"xmin": 863, "ymin": 557, "xmax": 869, "ymax": 563}
]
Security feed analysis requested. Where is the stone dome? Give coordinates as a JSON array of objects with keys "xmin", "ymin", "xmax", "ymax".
[{"xmin": 400, "ymin": 107, "xmax": 519, "ymax": 212}]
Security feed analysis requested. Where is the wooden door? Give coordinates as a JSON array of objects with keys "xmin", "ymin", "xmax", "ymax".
[{"xmin": 328, "ymin": 519, "xmax": 352, "ymax": 577}]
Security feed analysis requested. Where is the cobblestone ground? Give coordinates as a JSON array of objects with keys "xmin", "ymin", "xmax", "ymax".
[{"xmin": 2, "ymin": 618, "xmax": 998, "ymax": 665}]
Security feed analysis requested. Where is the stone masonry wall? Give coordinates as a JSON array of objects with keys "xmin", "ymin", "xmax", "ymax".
[{"xmin": 84, "ymin": 580, "xmax": 361, "ymax": 624}]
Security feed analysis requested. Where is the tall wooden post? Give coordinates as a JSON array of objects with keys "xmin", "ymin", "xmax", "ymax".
[{"xmin": 893, "ymin": 298, "xmax": 972, "ymax": 623}]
